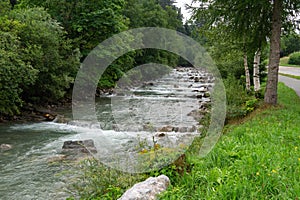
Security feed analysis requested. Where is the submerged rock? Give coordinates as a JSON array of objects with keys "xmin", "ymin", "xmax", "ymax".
[
  {"xmin": 47, "ymin": 155, "xmax": 68, "ymax": 163},
  {"xmin": 157, "ymin": 125, "xmax": 174, "ymax": 132},
  {"xmin": 118, "ymin": 175, "xmax": 170, "ymax": 200},
  {"xmin": 62, "ymin": 139, "xmax": 97, "ymax": 154},
  {"xmin": 52, "ymin": 114, "xmax": 69, "ymax": 123}
]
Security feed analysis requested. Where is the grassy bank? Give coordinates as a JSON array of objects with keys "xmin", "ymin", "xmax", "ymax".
[
  {"xmin": 160, "ymin": 83, "xmax": 300, "ymax": 199},
  {"xmin": 68, "ymin": 83, "xmax": 300, "ymax": 199},
  {"xmin": 280, "ymin": 56, "xmax": 300, "ymax": 67},
  {"xmin": 279, "ymin": 73, "xmax": 300, "ymax": 80}
]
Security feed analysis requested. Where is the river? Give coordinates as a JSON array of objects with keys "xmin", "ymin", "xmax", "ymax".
[{"xmin": 0, "ymin": 67, "xmax": 213, "ymax": 200}]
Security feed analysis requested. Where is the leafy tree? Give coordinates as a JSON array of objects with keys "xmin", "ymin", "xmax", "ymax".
[
  {"xmin": 8, "ymin": 7, "xmax": 80, "ymax": 103},
  {"xmin": 0, "ymin": 0, "xmax": 10, "ymax": 15},
  {"xmin": 281, "ymin": 33, "xmax": 300, "ymax": 56},
  {"xmin": 20, "ymin": 0, "xmax": 129, "ymax": 59},
  {"xmin": 0, "ymin": 19, "xmax": 37, "ymax": 115},
  {"xmin": 20, "ymin": 0, "xmax": 138, "ymax": 89},
  {"xmin": 264, "ymin": 0, "xmax": 283, "ymax": 104},
  {"xmin": 193, "ymin": 0, "xmax": 300, "ymax": 104},
  {"xmin": 124, "ymin": 0, "xmax": 183, "ymax": 67}
]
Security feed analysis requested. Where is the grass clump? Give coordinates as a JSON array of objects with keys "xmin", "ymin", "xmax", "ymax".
[
  {"xmin": 279, "ymin": 73, "xmax": 300, "ymax": 80},
  {"xmin": 159, "ymin": 83, "xmax": 300, "ymax": 199},
  {"xmin": 66, "ymin": 158, "xmax": 147, "ymax": 200},
  {"xmin": 223, "ymin": 75, "xmax": 261, "ymax": 122}
]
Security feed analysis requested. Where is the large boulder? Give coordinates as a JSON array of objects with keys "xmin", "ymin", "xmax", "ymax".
[{"xmin": 118, "ymin": 175, "xmax": 170, "ymax": 200}]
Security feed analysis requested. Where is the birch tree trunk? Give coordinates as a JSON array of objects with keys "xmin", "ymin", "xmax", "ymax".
[
  {"xmin": 253, "ymin": 48, "xmax": 261, "ymax": 92},
  {"xmin": 264, "ymin": 0, "xmax": 283, "ymax": 105},
  {"xmin": 244, "ymin": 52, "xmax": 251, "ymax": 91}
]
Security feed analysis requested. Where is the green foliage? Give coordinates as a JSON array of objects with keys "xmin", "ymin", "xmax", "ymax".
[
  {"xmin": 244, "ymin": 98, "xmax": 258, "ymax": 113},
  {"xmin": 67, "ymin": 158, "xmax": 146, "ymax": 200},
  {"xmin": 21, "ymin": 0, "xmax": 129, "ymax": 59},
  {"xmin": 9, "ymin": 7, "xmax": 80, "ymax": 103},
  {"xmin": 0, "ymin": 30, "xmax": 37, "ymax": 115},
  {"xmin": 0, "ymin": 0, "xmax": 10, "ymax": 15},
  {"xmin": 159, "ymin": 83, "xmax": 300, "ymax": 199},
  {"xmin": 288, "ymin": 51, "xmax": 300, "ymax": 65},
  {"xmin": 0, "ymin": 7, "xmax": 80, "ymax": 115},
  {"xmin": 281, "ymin": 33, "xmax": 300, "ymax": 56},
  {"xmin": 223, "ymin": 76, "xmax": 255, "ymax": 120},
  {"xmin": 124, "ymin": 0, "xmax": 182, "ymax": 67}
]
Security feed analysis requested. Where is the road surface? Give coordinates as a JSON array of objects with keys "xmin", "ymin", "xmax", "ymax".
[
  {"xmin": 279, "ymin": 66, "xmax": 300, "ymax": 76},
  {"xmin": 278, "ymin": 66, "xmax": 300, "ymax": 97}
]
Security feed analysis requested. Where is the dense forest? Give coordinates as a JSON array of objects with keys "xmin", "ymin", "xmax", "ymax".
[
  {"xmin": 0, "ymin": 0, "xmax": 185, "ymax": 117},
  {"xmin": 0, "ymin": 0, "xmax": 299, "ymax": 119},
  {"xmin": 1, "ymin": 0, "xmax": 300, "ymax": 199}
]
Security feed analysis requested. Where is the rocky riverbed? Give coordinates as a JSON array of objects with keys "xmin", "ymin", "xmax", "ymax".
[
  {"xmin": 60, "ymin": 67, "xmax": 214, "ymax": 172},
  {"xmin": 0, "ymin": 67, "xmax": 215, "ymax": 199}
]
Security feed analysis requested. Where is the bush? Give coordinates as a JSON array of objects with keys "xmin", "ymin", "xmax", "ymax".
[
  {"xmin": 9, "ymin": 8, "xmax": 80, "ymax": 103},
  {"xmin": 288, "ymin": 51, "xmax": 300, "ymax": 65},
  {"xmin": 223, "ymin": 75, "xmax": 253, "ymax": 120},
  {"xmin": 0, "ymin": 22, "xmax": 37, "ymax": 116}
]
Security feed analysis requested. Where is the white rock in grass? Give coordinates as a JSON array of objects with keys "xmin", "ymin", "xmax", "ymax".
[{"xmin": 118, "ymin": 175, "xmax": 170, "ymax": 200}]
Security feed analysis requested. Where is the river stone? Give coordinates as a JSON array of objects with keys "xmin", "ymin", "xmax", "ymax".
[
  {"xmin": 203, "ymin": 92, "xmax": 210, "ymax": 98},
  {"xmin": 62, "ymin": 139, "xmax": 97, "ymax": 154},
  {"xmin": 157, "ymin": 125, "xmax": 174, "ymax": 132},
  {"xmin": 52, "ymin": 114, "xmax": 69, "ymax": 123},
  {"xmin": 118, "ymin": 175, "xmax": 170, "ymax": 200},
  {"xmin": 0, "ymin": 144, "xmax": 12, "ymax": 150}
]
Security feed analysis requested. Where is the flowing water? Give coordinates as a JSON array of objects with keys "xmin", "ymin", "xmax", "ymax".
[{"xmin": 0, "ymin": 67, "xmax": 213, "ymax": 199}]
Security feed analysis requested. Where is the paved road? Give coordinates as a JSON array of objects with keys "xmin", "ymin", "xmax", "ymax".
[
  {"xmin": 278, "ymin": 66, "xmax": 300, "ymax": 97},
  {"xmin": 279, "ymin": 66, "xmax": 300, "ymax": 76},
  {"xmin": 278, "ymin": 75, "xmax": 300, "ymax": 97}
]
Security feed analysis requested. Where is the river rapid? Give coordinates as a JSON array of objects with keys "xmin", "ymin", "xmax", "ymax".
[{"xmin": 0, "ymin": 67, "xmax": 213, "ymax": 199}]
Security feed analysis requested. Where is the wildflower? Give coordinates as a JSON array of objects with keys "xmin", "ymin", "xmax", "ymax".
[
  {"xmin": 272, "ymin": 169, "xmax": 277, "ymax": 173},
  {"xmin": 140, "ymin": 149, "xmax": 148, "ymax": 154},
  {"xmin": 256, "ymin": 172, "xmax": 260, "ymax": 176},
  {"xmin": 154, "ymin": 143, "xmax": 160, "ymax": 150}
]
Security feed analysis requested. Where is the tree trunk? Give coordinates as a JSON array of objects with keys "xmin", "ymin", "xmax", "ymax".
[
  {"xmin": 244, "ymin": 52, "xmax": 251, "ymax": 91},
  {"xmin": 253, "ymin": 48, "xmax": 261, "ymax": 92},
  {"xmin": 264, "ymin": 0, "xmax": 283, "ymax": 105}
]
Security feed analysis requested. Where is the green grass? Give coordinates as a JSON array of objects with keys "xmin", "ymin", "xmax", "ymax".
[
  {"xmin": 160, "ymin": 83, "xmax": 300, "ymax": 199},
  {"xmin": 68, "ymin": 83, "xmax": 300, "ymax": 200},
  {"xmin": 280, "ymin": 56, "xmax": 300, "ymax": 67},
  {"xmin": 279, "ymin": 73, "xmax": 300, "ymax": 80}
]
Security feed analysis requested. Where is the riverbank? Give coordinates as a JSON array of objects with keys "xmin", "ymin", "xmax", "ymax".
[
  {"xmin": 0, "ymin": 87, "xmax": 116, "ymax": 123},
  {"xmin": 160, "ymin": 83, "xmax": 300, "ymax": 199},
  {"xmin": 0, "ymin": 100, "xmax": 71, "ymax": 123}
]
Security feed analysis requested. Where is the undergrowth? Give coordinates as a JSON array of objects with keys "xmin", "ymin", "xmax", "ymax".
[
  {"xmin": 159, "ymin": 83, "xmax": 300, "ymax": 199},
  {"xmin": 67, "ymin": 83, "xmax": 299, "ymax": 200}
]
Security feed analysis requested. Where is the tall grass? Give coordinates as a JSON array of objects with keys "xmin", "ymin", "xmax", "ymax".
[
  {"xmin": 160, "ymin": 83, "xmax": 300, "ymax": 199},
  {"xmin": 68, "ymin": 83, "xmax": 299, "ymax": 200}
]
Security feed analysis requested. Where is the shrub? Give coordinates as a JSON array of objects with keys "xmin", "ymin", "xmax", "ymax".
[
  {"xmin": 0, "ymin": 23, "xmax": 37, "ymax": 116},
  {"xmin": 288, "ymin": 51, "xmax": 300, "ymax": 65},
  {"xmin": 223, "ymin": 75, "xmax": 253, "ymax": 120},
  {"xmin": 9, "ymin": 8, "xmax": 81, "ymax": 103}
]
